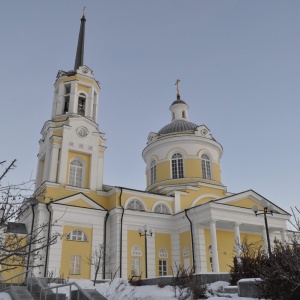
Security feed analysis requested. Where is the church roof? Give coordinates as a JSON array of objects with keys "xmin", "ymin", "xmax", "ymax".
[
  {"xmin": 158, "ymin": 119, "xmax": 198, "ymax": 134},
  {"xmin": 74, "ymin": 9, "xmax": 86, "ymax": 70}
]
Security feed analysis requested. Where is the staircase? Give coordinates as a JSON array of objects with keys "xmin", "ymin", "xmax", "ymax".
[{"xmin": 0, "ymin": 270, "xmax": 108, "ymax": 300}]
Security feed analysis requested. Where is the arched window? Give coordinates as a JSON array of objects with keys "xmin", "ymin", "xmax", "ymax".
[
  {"xmin": 150, "ymin": 160, "xmax": 156, "ymax": 185},
  {"xmin": 69, "ymin": 159, "xmax": 84, "ymax": 187},
  {"xmin": 131, "ymin": 245, "xmax": 142, "ymax": 256},
  {"xmin": 172, "ymin": 153, "xmax": 184, "ymax": 179},
  {"xmin": 183, "ymin": 246, "xmax": 190, "ymax": 257},
  {"xmin": 78, "ymin": 93, "xmax": 86, "ymax": 115},
  {"xmin": 154, "ymin": 203, "xmax": 171, "ymax": 214},
  {"xmin": 172, "ymin": 112, "xmax": 175, "ymax": 120},
  {"xmin": 66, "ymin": 230, "xmax": 88, "ymax": 241},
  {"xmin": 158, "ymin": 248, "xmax": 168, "ymax": 276},
  {"xmin": 131, "ymin": 245, "xmax": 142, "ymax": 276},
  {"xmin": 127, "ymin": 199, "xmax": 145, "ymax": 211},
  {"xmin": 63, "ymin": 84, "xmax": 71, "ymax": 114},
  {"xmin": 182, "ymin": 110, "xmax": 186, "ymax": 118},
  {"xmin": 201, "ymin": 154, "xmax": 212, "ymax": 180},
  {"xmin": 159, "ymin": 248, "xmax": 168, "ymax": 258}
]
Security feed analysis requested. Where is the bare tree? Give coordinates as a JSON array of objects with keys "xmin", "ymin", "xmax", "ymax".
[
  {"xmin": 88, "ymin": 243, "xmax": 113, "ymax": 286},
  {"xmin": 0, "ymin": 160, "xmax": 59, "ymax": 274}
]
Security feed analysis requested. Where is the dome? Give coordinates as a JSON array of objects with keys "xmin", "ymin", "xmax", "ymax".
[{"xmin": 158, "ymin": 120, "xmax": 198, "ymax": 135}]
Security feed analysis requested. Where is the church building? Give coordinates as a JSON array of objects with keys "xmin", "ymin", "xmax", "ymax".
[{"xmin": 19, "ymin": 13, "xmax": 291, "ymax": 280}]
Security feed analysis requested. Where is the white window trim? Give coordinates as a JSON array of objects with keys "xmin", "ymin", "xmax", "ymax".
[
  {"xmin": 66, "ymin": 230, "xmax": 88, "ymax": 242},
  {"xmin": 70, "ymin": 255, "xmax": 81, "ymax": 275},
  {"xmin": 171, "ymin": 152, "xmax": 184, "ymax": 179},
  {"xmin": 201, "ymin": 153, "xmax": 212, "ymax": 180},
  {"xmin": 69, "ymin": 157, "xmax": 85, "ymax": 188},
  {"xmin": 126, "ymin": 199, "xmax": 146, "ymax": 211},
  {"xmin": 153, "ymin": 203, "xmax": 171, "ymax": 214}
]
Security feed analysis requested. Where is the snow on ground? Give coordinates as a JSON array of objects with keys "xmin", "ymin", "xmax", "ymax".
[
  {"xmin": 46, "ymin": 278, "xmax": 259, "ymax": 300},
  {"xmin": 0, "ymin": 293, "xmax": 12, "ymax": 300},
  {"xmin": 0, "ymin": 278, "xmax": 259, "ymax": 300}
]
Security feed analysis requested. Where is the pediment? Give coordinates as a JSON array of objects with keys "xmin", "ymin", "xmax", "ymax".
[
  {"xmin": 214, "ymin": 190, "xmax": 290, "ymax": 215},
  {"xmin": 54, "ymin": 193, "xmax": 106, "ymax": 210}
]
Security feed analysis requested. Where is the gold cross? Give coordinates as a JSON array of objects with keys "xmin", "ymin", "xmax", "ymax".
[{"xmin": 175, "ymin": 79, "xmax": 181, "ymax": 97}]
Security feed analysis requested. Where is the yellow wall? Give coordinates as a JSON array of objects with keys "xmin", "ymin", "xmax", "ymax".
[
  {"xmin": 127, "ymin": 230, "xmax": 145, "ymax": 278},
  {"xmin": 229, "ymin": 198, "xmax": 264, "ymax": 210},
  {"xmin": 204, "ymin": 228, "xmax": 263, "ymax": 272},
  {"xmin": 60, "ymin": 226, "xmax": 92, "ymax": 279},
  {"xmin": 1, "ymin": 234, "xmax": 26, "ymax": 283},
  {"xmin": 185, "ymin": 159, "xmax": 201, "ymax": 178},
  {"xmin": 78, "ymin": 84, "xmax": 90, "ymax": 94},
  {"xmin": 180, "ymin": 186, "xmax": 225, "ymax": 210},
  {"xmin": 155, "ymin": 233, "xmax": 172, "ymax": 276},
  {"xmin": 156, "ymin": 161, "xmax": 170, "ymax": 182},
  {"xmin": 212, "ymin": 163, "xmax": 221, "ymax": 182}
]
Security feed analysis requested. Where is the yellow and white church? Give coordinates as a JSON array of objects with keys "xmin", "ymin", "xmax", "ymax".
[{"xmin": 19, "ymin": 13, "xmax": 291, "ymax": 280}]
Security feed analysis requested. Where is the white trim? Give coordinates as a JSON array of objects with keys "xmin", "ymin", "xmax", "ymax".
[
  {"xmin": 191, "ymin": 194, "xmax": 220, "ymax": 207},
  {"xmin": 153, "ymin": 202, "xmax": 172, "ymax": 214}
]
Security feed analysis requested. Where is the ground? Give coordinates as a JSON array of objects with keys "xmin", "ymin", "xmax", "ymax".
[{"xmin": 0, "ymin": 279, "xmax": 260, "ymax": 300}]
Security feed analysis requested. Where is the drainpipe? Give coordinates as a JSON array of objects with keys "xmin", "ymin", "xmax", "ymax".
[
  {"xmin": 184, "ymin": 209, "xmax": 195, "ymax": 270},
  {"xmin": 44, "ymin": 203, "xmax": 52, "ymax": 277},
  {"xmin": 26, "ymin": 203, "xmax": 35, "ymax": 277},
  {"xmin": 102, "ymin": 211, "xmax": 109, "ymax": 279},
  {"xmin": 118, "ymin": 187, "xmax": 124, "ymax": 278}
]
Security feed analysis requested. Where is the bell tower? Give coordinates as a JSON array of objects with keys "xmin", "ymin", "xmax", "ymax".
[{"xmin": 35, "ymin": 12, "xmax": 106, "ymax": 199}]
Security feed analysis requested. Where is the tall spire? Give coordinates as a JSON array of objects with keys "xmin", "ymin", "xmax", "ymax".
[{"xmin": 74, "ymin": 8, "xmax": 86, "ymax": 70}]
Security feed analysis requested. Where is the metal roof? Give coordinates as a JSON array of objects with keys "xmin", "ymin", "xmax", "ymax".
[{"xmin": 158, "ymin": 120, "xmax": 198, "ymax": 135}]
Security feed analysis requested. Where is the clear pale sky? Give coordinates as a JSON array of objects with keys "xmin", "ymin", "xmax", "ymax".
[{"xmin": 1, "ymin": 1, "xmax": 300, "ymax": 213}]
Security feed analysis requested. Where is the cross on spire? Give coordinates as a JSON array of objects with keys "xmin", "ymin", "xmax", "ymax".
[
  {"xmin": 74, "ymin": 8, "xmax": 86, "ymax": 70},
  {"xmin": 175, "ymin": 79, "xmax": 181, "ymax": 99}
]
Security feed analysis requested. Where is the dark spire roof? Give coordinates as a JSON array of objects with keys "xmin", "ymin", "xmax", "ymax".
[{"xmin": 74, "ymin": 9, "xmax": 86, "ymax": 70}]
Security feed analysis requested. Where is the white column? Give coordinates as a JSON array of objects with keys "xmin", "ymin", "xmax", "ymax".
[
  {"xmin": 209, "ymin": 220, "xmax": 219, "ymax": 272},
  {"xmin": 234, "ymin": 223, "xmax": 241, "ymax": 258},
  {"xmin": 48, "ymin": 144, "xmax": 60, "ymax": 182},
  {"xmin": 262, "ymin": 227, "xmax": 268, "ymax": 254},
  {"xmin": 281, "ymin": 228, "xmax": 287, "ymax": 244}
]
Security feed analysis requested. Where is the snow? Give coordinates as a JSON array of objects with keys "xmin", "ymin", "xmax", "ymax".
[
  {"xmin": 0, "ymin": 293, "xmax": 12, "ymax": 300},
  {"xmin": 0, "ymin": 279, "xmax": 261, "ymax": 300}
]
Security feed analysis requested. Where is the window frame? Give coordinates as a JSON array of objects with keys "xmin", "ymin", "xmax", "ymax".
[
  {"xmin": 127, "ymin": 199, "xmax": 145, "ymax": 211},
  {"xmin": 77, "ymin": 93, "xmax": 86, "ymax": 116},
  {"xmin": 69, "ymin": 158, "xmax": 84, "ymax": 188},
  {"xmin": 159, "ymin": 259, "xmax": 168, "ymax": 276},
  {"xmin": 70, "ymin": 255, "xmax": 81, "ymax": 275},
  {"xmin": 201, "ymin": 153, "xmax": 212, "ymax": 180},
  {"xmin": 171, "ymin": 153, "xmax": 184, "ymax": 179},
  {"xmin": 150, "ymin": 160, "xmax": 156, "ymax": 185},
  {"xmin": 66, "ymin": 230, "xmax": 88, "ymax": 242},
  {"xmin": 154, "ymin": 203, "xmax": 171, "ymax": 215}
]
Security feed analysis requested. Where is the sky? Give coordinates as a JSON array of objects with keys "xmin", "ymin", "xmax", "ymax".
[{"xmin": 1, "ymin": 1, "xmax": 300, "ymax": 213}]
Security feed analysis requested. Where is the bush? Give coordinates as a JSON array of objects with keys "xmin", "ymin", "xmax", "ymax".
[
  {"xmin": 256, "ymin": 237, "xmax": 300, "ymax": 300},
  {"xmin": 229, "ymin": 239, "xmax": 263, "ymax": 285},
  {"xmin": 171, "ymin": 264, "xmax": 207, "ymax": 300},
  {"xmin": 230, "ymin": 236, "xmax": 300, "ymax": 300}
]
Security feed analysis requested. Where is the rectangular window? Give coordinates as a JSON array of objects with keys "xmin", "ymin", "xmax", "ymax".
[
  {"xmin": 70, "ymin": 255, "xmax": 81, "ymax": 274},
  {"xmin": 184, "ymin": 257, "xmax": 190, "ymax": 271},
  {"xmin": 178, "ymin": 159, "xmax": 184, "ymax": 178},
  {"xmin": 172, "ymin": 160, "xmax": 178, "ymax": 179},
  {"xmin": 159, "ymin": 260, "xmax": 167, "ymax": 276},
  {"xmin": 131, "ymin": 258, "xmax": 141, "ymax": 276}
]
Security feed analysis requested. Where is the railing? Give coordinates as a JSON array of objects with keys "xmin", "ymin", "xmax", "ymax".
[
  {"xmin": 0, "ymin": 270, "xmax": 96, "ymax": 300},
  {"xmin": 42, "ymin": 282, "xmax": 95, "ymax": 300}
]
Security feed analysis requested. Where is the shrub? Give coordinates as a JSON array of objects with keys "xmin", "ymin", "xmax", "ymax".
[
  {"xmin": 171, "ymin": 264, "xmax": 207, "ymax": 300},
  {"xmin": 229, "ymin": 238, "xmax": 263, "ymax": 285}
]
